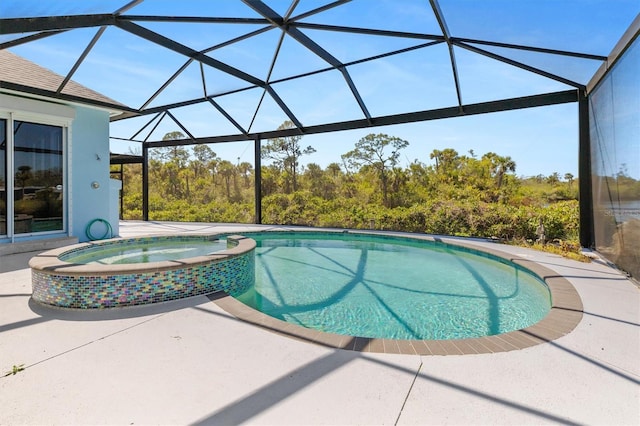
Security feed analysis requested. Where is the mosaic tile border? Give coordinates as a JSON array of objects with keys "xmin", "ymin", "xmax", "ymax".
[{"xmin": 30, "ymin": 235, "xmax": 255, "ymax": 309}]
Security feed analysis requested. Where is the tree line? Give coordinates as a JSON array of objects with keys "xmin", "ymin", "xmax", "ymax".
[{"xmin": 113, "ymin": 123, "xmax": 592, "ymax": 242}]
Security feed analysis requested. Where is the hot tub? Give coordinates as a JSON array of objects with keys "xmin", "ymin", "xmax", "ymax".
[{"xmin": 29, "ymin": 234, "xmax": 255, "ymax": 309}]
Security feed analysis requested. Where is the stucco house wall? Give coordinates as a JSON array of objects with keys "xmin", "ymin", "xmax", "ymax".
[
  {"xmin": 0, "ymin": 50, "xmax": 126, "ymax": 251},
  {"xmin": 69, "ymin": 106, "xmax": 113, "ymax": 241}
]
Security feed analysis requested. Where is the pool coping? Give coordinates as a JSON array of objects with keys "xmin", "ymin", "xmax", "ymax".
[
  {"xmin": 211, "ymin": 231, "xmax": 584, "ymax": 356},
  {"xmin": 28, "ymin": 234, "xmax": 253, "ymax": 275}
]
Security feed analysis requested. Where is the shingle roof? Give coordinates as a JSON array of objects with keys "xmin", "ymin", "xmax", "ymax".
[{"xmin": 0, "ymin": 49, "xmax": 128, "ymax": 111}]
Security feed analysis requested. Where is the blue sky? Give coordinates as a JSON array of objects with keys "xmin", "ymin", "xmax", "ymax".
[{"xmin": 3, "ymin": 0, "xmax": 638, "ymax": 177}]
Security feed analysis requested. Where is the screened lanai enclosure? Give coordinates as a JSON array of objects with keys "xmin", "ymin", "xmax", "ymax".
[{"xmin": 0, "ymin": 1, "xmax": 638, "ymax": 278}]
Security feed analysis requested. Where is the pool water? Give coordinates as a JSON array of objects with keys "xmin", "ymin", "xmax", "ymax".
[
  {"xmin": 234, "ymin": 233, "xmax": 551, "ymax": 340},
  {"xmin": 60, "ymin": 239, "xmax": 228, "ymax": 264}
]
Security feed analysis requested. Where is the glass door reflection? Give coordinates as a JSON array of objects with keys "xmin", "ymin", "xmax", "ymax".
[{"xmin": 13, "ymin": 121, "xmax": 64, "ymax": 233}]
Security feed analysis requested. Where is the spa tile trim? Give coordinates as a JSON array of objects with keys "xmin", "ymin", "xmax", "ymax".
[{"xmin": 30, "ymin": 235, "xmax": 255, "ymax": 309}]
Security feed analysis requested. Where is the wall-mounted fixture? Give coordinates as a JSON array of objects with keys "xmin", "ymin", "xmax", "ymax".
[{"xmin": 91, "ymin": 181, "xmax": 100, "ymax": 189}]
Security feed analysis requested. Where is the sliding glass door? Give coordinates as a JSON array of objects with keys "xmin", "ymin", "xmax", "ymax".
[
  {"xmin": 0, "ymin": 117, "xmax": 65, "ymax": 237},
  {"xmin": 13, "ymin": 121, "xmax": 64, "ymax": 234}
]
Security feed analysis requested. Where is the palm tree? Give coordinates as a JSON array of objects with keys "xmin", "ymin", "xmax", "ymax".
[
  {"xmin": 495, "ymin": 156, "xmax": 516, "ymax": 189},
  {"xmin": 482, "ymin": 152, "xmax": 515, "ymax": 188},
  {"xmin": 237, "ymin": 162, "xmax": 253, "ymax": 188},
  {"xmin": 15, "ymin": 165, "xmax": 32, "ymax": 197},
  {"xmin": 217, "ymin": 160, "xmax": 235, "ymax": 200},
  {"xmin": 564, "ymin": 173, "xmax": 574, "ymax": 190}
]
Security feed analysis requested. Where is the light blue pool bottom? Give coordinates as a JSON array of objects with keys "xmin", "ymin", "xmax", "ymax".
[{"xmin": 233, "ymin": 232, "xmax": 551, "ymax": 340}]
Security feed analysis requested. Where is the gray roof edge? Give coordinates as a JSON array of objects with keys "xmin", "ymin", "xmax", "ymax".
[
  {"xmin": 0, "ymin": 49, "xmax": 132, "ymax": 113},
  {"xmin": 0, "ymin": 83, "xmax": 136, "ymax": 116}
]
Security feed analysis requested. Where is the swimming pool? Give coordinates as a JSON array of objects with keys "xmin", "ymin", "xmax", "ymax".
[{"xmin": 231, "ymin": 232, "xmax": 551, "ymax": 340}]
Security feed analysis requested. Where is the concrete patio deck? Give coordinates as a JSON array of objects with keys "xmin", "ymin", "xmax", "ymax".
[{"xmin": 1, "ymin": 221, "xmax": 638, "ymax": 425}]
